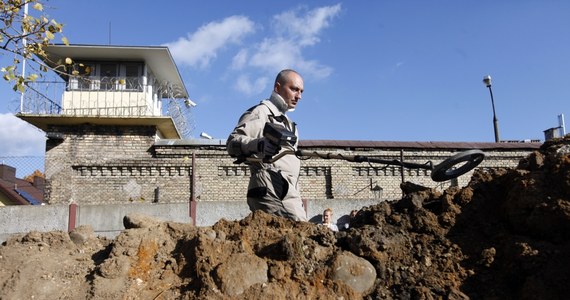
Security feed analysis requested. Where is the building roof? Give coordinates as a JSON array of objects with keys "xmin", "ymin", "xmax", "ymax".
[
  {"xmin": 0, "ymin": 164, "xmax": 44, "ymax": 206},
  {"xmin": 299, "ymin": 140, "xmax": 542, "ymax": 151},
  {"xmin": 40, "ymin": 44, "xmax": 191, "ymax": 101}
]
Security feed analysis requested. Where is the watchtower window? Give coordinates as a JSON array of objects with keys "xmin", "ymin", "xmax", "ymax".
[
  {"xmin": 100, "ymin": 64, "xmax": 118, "ymax": 90},
  {"xmin": 123, "ymin": 64, "xmax": 142, "ymax": 90},
  {"xmin": 75, "ymin": 63, "xmax": 96, "ymax": 89},
  {"xmin": 68, "ymin": 62, "xmax": 144, "ymax": 92}
]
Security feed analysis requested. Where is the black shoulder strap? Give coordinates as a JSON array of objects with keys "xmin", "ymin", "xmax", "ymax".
[
  {"xmin": 245, "ymin": 104, "xmax": 259, "ymax": 113},
  {"xmin": 259, "ymin": 102, "xmax": 297, "ymax": 135}
]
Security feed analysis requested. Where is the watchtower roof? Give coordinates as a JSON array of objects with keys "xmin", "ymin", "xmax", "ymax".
[{"xmin": 40, "ymin": 44, "xmax": 189, "ymax": 99}]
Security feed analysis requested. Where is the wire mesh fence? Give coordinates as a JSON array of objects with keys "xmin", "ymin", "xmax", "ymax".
[{"xmin": 0, "ymin": 156, "xmax": 45, "ymax": 178}]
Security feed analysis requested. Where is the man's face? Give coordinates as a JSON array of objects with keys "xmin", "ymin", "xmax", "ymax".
[{"xmin": 275, "ymin": 72, "xmax": 304, "ymax": 110}]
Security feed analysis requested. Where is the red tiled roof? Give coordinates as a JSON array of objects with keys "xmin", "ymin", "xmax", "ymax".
[
  {"xmin": 0, "ymin": 165, "xmax": 44, "ymax": 205},
  {"xmin": 0, "ymin": 178, "xmax": 32, "ymax": 205}
]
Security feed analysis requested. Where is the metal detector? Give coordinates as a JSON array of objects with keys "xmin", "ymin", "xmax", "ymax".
[
  {"xmin": 241, "ymin": 148, "xmax": 485, "ymax": 182},
  {"xmin": 236, "ymin": 123, "xmax": 485, "ymax": 182}
]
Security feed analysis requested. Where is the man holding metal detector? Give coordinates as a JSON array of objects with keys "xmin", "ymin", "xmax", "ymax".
[
  {"xmin": 227, "ymin": 69, "xmax": 486, "ymax": 222},
  {"xmin": 227, "ymin": 69, "xmax": 307, "ymax": 221}
]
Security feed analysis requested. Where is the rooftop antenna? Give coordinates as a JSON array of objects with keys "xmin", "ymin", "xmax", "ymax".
[{"xmin": 19, "ymin": 2, "xmax": 29, "ymax": 113}]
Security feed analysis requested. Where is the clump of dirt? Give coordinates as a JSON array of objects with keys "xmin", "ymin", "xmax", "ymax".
[{"xmin": 1, "ymin": 136, "xmax": 569, "ymax": 299}]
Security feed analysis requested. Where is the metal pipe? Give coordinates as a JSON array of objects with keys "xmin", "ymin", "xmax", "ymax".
[
  {"xmin": 154, "ymin": 187, "xmax": 159, "ymax": 203},
  {"xmin": 400, "ymin": 149, "xmax": 405, "ymax": 184},
  {"xmin": 190, "ymin": 153, "xmax": 196, "ymax": 225}
]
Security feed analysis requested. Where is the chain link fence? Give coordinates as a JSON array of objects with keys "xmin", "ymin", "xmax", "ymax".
[{"xmin": 0, "ymin": 156, "xmax": 45, "ymax": 178}]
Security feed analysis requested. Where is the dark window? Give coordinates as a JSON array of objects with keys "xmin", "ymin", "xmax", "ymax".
[
  {"xmin": 124, "ymin": 64, "xmax": 142, "ymax": 90},
  {"xmin": 100, "ymin": 64, "xmax": 118, "ymax": 90}
]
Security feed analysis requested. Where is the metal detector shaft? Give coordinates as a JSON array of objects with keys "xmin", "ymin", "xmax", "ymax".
[
  {"xmin": 241, "ymin": 149, "xmax": 485, "ymax": 182},
  {"xmin": 295, "ymin": 150, "xmax": 433, "ymax": 170}
]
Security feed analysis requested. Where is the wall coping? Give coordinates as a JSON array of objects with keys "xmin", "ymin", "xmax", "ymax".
[{"xmin": 154, "ymin": 139, "xmax": 542, "ymax": 151}]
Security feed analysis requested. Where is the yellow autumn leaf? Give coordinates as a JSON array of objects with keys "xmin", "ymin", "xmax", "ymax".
[
  {"xmin": 65, "ymin": 57, "xmax": 73, "ymax": 65},
  {"xmin": 62, "ymin": 36, "xmax": 69, "ymax": 45},
  {"xmin": 45, "ymin": 31, "xmax": 54, "ymax": 40},
  {"xmin": 33, "ymin": 3, "xmax": 43, "ymax": 11},
  {"xmin": 27, "ymin": 74, "xmax": 39, "ymax": 81}
]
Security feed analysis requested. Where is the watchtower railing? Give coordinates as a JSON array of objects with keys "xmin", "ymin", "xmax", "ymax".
[{"xmin": 18, "ymin": 78, "xmax": 194, "ymax": 138}]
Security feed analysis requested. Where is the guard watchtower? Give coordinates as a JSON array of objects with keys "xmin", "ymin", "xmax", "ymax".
[
  {"xmin": 17, "ymin": 44, "xmax": 196, "ymax": 204},
  {"xmin": 19, "ymin": 44, "xmax": 195, "ymax": 139}
]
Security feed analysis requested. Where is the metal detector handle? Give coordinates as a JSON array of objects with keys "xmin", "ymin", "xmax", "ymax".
[{"xmin": 234, "ymin": 150, "xmax": 296, "ymax": 164}]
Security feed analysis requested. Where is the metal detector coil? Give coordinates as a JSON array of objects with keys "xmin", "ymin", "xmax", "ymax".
[{"xmin": 430, "ymin": 149, "xmax": 485, "ymax": 182}]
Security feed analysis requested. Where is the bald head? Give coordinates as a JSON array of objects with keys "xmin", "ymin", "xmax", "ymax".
[{"xmin": 274, "ymin": 69, "xmax": 304, "ymax": 110}]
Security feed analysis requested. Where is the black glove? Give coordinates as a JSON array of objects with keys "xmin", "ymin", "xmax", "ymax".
[{"xmin": 258, "ymin": 138, "xmax": 281, "ymax": 158}]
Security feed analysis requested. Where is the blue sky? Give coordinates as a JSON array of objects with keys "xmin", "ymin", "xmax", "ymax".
[{"xmin": 1, "ymin": 0, "xmax": 569, "ymax": 159}]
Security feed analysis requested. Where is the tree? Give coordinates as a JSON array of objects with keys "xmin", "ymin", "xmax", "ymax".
[
  {"xmin": 0, "ymin": 0, "xmax": 69, "ymax": 93},
  {"xmin": 23, "ymin": 169, "xmax": 44, "ymax": 183}
]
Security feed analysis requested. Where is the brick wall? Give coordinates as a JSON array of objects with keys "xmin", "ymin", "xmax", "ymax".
[
  {"xmin": 43, "ymin": 124, "xmax": 540, "ymax": 205},
  {"xmin": 45, "ymin": 125, "xmax": 191, "ymax": 204}
]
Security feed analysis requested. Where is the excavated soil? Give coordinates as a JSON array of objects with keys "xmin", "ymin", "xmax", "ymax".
[{"xmin": 1, "ymin": 136, "xmax": 570, "ymax": 299}]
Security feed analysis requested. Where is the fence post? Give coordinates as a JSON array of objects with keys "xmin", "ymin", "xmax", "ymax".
[
  {"xmin": 190, "ymin": 152, "xmax": 196, "ymax": 225},
  {"xmin": 68, "ymin": 202, "xmax": 78, "ymax": 232}
]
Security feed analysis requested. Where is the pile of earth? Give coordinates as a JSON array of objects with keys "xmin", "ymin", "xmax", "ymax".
[{"xmin": 1, "ymin": 136, "xmax": 569, "ymax": 299}]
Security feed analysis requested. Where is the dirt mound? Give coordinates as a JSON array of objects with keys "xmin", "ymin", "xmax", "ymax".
[{"xmin": 1, "ymin": 137, "xmax": 569, "ymax": 299}]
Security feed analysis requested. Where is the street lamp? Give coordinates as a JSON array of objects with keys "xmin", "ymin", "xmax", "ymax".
[
  {"xmin": 200, "ymin": 132, "xmax": 213, "ymax": 139},
  {"xmin": 371, "ymin": 185, "xmax": 383, "ymax": 200},
  {"xmin": 483, "ymin": 75, "xmax": 500, "ymax": 143}
]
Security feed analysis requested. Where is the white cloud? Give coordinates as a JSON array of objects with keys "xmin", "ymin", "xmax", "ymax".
[
  {"xmin": 250, "ymin": 38, "xmax": 301, "ymax": 71},
  {"xmin": 0, "ymin": 113, "xmax": 45, "ymax": 156},
  {"xmin": 231, "ymin": 49, "xmax": 249, "ymax": 70},
  {"xmin": 235, "ymin": 4, "xmax": 341, "ymax": 91},
  {"xmin": 273, "ymin": 4, "xmax": 342, "ymax": 47},
  {"xmin": 166, "ymin": 4, "xmax": 342, "ymax": 98},
  {"xmin": 249, "ymin": 38, "xmax": 333, "ymax": 79},
  {"xmin": 234, "ymin": 74, "xmax": 269, "ymax": 96},
  {"xmin": 165, "ymin": 16, "xmax": 255, "ymax": 68}
]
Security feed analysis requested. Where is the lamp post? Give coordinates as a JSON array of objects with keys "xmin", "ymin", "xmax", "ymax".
[
  {"xmin": 483, "ymin": 75, "xmax": 500, "ymax": 143},
  {"xmin": 371, "ymin": 185, "xmax": 383, "ymax": 200}
]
